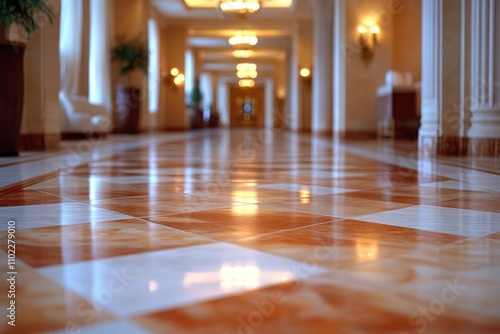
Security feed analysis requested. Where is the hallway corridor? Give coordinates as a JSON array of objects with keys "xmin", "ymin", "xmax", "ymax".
[{"xmin": 1, "ymin": 129, "xmax": 499, "ymax": 333}]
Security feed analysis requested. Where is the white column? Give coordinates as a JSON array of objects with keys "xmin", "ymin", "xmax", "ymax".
[
  {"xmin": 288, "ymin": 23, "xmax": 300, "ymax": 131},
  {"xmin": 333, "ymin": 0, "xmax": 346, "ymax": 134},
  {"xmin": 89, "ymin": 0, "xmax": 113, "ymax": 113},
  {"xmin": 419, "ymin": 0, "xmax": 465, "ymax": 155},
  {"xmin": 59, "ymin": 0, "xmax": 83, "ymax": 95},
  {"xmin": 467, "ymin": 0, "xmax": 500, "ymax": 138},
  {"xmin": 419, "ymin": 0, "xmax": 442, "ymax": 138},
  {"xmin": 311, "ymin": 0, "xmax": 334, "ymax": 133}
]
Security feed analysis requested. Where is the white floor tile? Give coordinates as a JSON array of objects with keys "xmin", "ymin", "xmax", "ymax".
[
  {"xmin": 356, "ymin": 205, "xmax": 500, "ymax": 237},
  {"xmin": 279, "ymin": 171, "xmax": 368, "ymax": 179},
  {"xmin": 88, "ymin": 175, "xmax": 177, "ymax": 185},
  {"xmin": 44, "ymin": 320, "xmax": 152, "ymax": 334},
  {"xmin": 27, "ymin": 176, "xmax": 91, "ymax": 189},
  {"xmin": 0, "ymin": 203, "xmax": 132, "ymax": 231},
  {"xmin": 420, "ymin": 180, "xmax": 497, "ymax": 192},
  {"xmin": 38, "ymin": 243, "xmax": 326, "ymax": 317},
  {"xmin": 123, "ymin": 167, "xmax": 213, "ymax": 176},
  {"xmin": 89, "ymin": 161, "xmax": 145, "ymax": 167},
  {"xmin": 258, "ymin": 183, "xmax": 357, "ymax": 195},
  {"xmin": 270, "ymin": 163, "xmax": 341, "ymax": 169}
]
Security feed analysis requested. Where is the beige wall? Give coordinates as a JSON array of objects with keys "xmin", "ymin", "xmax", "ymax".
[
  {"xmin": 113, "ymin": 0, "xmax": 147, "ymax": 40},
  {"xmin": 274, "ymin": 60, "xmax": 287, "ymax": 128},
  {"xmin": 345, "ymin": 0, "xmax": 393, "ymax": 135},
  {"xmin": 297, "ymin": 20, "xmax": 313, "ymax": 131},
  {"xmin": 345, "ymin": 0, "xmax": 421, "ymax": 136},
  {"xmin": 79, "ymin": 0, "xmax": 90, "ymax": 97},
  {"xmin": 392, "ymin": 0, "xmax": 422, "ymax": 82},
  {"xmin": 112, "ymin": 0, "xmax": 149, "ymax": 131},
  {"xmin": 159, "ymin": 25, "xmax": 188, "ymax": 130},
  {"xmin": 22, "ymin": 5, "xmax": 61, "ymax": 139}
]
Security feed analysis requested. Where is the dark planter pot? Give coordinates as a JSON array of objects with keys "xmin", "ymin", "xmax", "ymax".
[
  {"xmin": 190, "ymin": 108, "xmax": 204, "ymax": 129},
  {"xmin": 0, "ymin": 42, "xmax": 25, "ymax": 156},
  {"xmin": 209, "ymin": 113, "xmax": 220, "ymax": 128},
  {"xmin": 115, "ymin": 86, "xmax": 141, "ymax": 134}
]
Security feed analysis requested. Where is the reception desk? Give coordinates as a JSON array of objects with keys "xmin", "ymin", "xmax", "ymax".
[{"xmin": 377, "ymin": 85, "xmax": 419, "ymax": 140}]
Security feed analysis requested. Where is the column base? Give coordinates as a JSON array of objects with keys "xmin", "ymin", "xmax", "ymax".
[
  {"xmin": 19, "ymin": 133, "xmax": 60, "ymax": 151},
  {"xmin": 468, "ymin": 138, "xmax": 500, "ymax": 156},
  {"xmin": 419, "ymin": 136, "xmax": 500, "ymax": 157}
]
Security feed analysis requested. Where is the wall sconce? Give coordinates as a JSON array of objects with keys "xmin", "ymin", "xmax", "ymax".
[
  {"xmin": 162, "ymin": 67, "xmax": 185, "ymax": 89},
  {"xmin": 358, "ymin": 20, "xmax": 380, "ymax": 61},
  {"xmin": 299, "ymin": 67, "xmax": 312, "ymax": 79}
]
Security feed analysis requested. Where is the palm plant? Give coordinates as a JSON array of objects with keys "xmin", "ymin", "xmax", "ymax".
[
  {"xmin": 110, "ymin": 36, "xmax": 148, "ymax": 134},
  {"xmin": 111, "ymin": 36, "xmax": 148, "ymax": 83},
  {"xmin": 0, "ymin": 0, "xmax": 56, "ymax": 156},
  {"xmin": 0, "ymin": 0, "xmax": 56, "ymax": 38}
]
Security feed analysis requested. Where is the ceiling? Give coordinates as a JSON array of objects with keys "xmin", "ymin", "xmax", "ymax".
[{"xmin": 150, "ymin": 0, "xmax": 313, "ymax": 76}]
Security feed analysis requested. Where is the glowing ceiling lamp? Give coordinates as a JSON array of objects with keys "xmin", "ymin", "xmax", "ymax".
[
  {"xmin": 236, "ymin": 63, "xmax": 257, "ymax": 71},
  {"xmin": 233, "ymin": 49, "xmax": 255, "ymax": 58},
  {"xmin": 236, "ymin": 63, "xmax": 258, "ymax": 79},
  {"xmin": 219, "ymin": 0, "xmax": 261, "ymax": 18},
  {"xmin": 239, "ymin": 79, "xmax": 256, "ymax": 88},
  {"xmin": 228, "ymin": 30, "xmax": 258, "ymax": 47},
  {"xmin": 237, "ymin": 69, "xmax": 258, "ymax": 79}
]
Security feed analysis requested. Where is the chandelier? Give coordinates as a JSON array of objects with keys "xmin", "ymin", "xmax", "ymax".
[
  {"xmin": 239, "ymin": 79, "xmax": 255, "ymax": 88},
  {"xmin": 236, "ymin": 63, "xmax": 258, "ymax": 79},
  {"xmin": 233, "ymin": 50, "xmax": 255, "ymax": 58},
  {"xmin": 228, "ymin": 30, "xmax": 258, "ymax": 47},
  {"xmin": 219, "ymin": 0, "xmax": 261, "ymax": 18}
]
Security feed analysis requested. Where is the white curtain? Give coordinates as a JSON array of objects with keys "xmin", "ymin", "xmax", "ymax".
[
  {"xmin": 59, "ymin": 0, "xmax": 83, "ymax": 94},
  {"xmin": 148, "ymin": 18, "xmax": 160, "ymax": 114},
  {"xmin": 185, "ymin": 49, "xmax": 194, "ymax": 98},
  {"xmin": 89, "ymin": 0, "xmax": 113, "ymax": 114}
]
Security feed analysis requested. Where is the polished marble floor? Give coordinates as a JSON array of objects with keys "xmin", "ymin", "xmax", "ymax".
[{"xmin": 1, "ymin": 129, "xmax": 499, "ymax": 333}]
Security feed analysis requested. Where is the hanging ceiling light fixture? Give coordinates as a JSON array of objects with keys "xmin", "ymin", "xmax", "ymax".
[
  {"xmin": 239, "ymin": 79, "xmax": 256, "ymax": 88},
  {"xmin": 228, "ymin": 30, "xmax": 258, "ymax": 47},
  {"xmin": 233, "ymin": 50, "xmax": 255, "ymax": 58},
  {"xmin": 236, "ymin": 63, "xmax": 258, "ymax": 80},
  {"xmin": 236, "ymin": 63, "xmax": 257, "ymax": 71},
  {"xmin": 237, "ymin": 69, "xmax": 258, "ymax": 79},
  {"xmin": 219, "ymin": 0, "xmax": 261, "ymax": 18}
]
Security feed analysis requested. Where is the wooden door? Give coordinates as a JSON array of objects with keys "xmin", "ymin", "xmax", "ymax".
[{"xmin": 229, "ymin": 85, "xmax": 265, "ymax": 127}]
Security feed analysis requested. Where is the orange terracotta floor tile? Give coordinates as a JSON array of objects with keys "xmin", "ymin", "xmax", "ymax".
[
  {"xmin": 0, "ymin": 254, "xmax": 115, "ymax": 334},
  {"xmin": 147, "ymin": 206, "xmax": 336, "ymax": 241},
  {"xmin": 0, "ymin": 130, "xmax": 498, "ymax": 333},
  {"xmin": 236, "ymin": 219, "xmax": 465, "ymax": 268},
  {"xmin": 0, "ymin": 189, "xmax": 68, "ymax": 207},
  {"xmin": 0, "ymin": 219, "xmax": 214, "ymax": 267}
]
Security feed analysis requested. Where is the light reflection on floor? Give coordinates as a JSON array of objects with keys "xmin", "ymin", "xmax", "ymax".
[{"xmin": 0, "ymin": 129, "xmax": 499, "ymax": 334}]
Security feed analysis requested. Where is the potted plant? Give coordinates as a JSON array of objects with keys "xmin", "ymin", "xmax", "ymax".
[
  {"xmin": 0, "ymin": 0, "xmax": 55, "ymax": 156},
  {"xmin": 111, "ymin": 36, "xmax": 148, "ymax": 134},
  {"xmin": 189, "ymin": 78, "xmax": 204, "ymax": 129},
  {"xmin": 208, "ymin": 104, "xmax": 220, "ymax": 128}
]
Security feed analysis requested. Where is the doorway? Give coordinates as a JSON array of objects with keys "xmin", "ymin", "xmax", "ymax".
[{"xmin": 229, "ymin": 85, "xmax": 265, "ymax": 127}]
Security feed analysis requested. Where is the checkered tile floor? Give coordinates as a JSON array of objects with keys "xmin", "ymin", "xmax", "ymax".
[{"xmin": 1, "ymin": 130, "xmax": 499, "ymax": 333}]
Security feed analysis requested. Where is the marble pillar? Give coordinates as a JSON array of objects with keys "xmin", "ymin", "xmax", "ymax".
[
  {"xmin": 333, "ymin": 0, "xmax": 346, "ymax": 135},
  {"xmin": 311, "ymin": 0, "xmax": 334, "ymax": 133},
  {"xmin": 467, "ymin": 0, "xmax": 500, "ymax": 155},
  {"xmin": 419, "ymin": 0, "xmax": 500, "ymax": 156}
]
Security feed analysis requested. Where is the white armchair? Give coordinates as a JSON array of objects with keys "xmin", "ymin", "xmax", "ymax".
[{"xmin": 59, "ymin": 91, "xmax": 113, "ymax": 137}]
